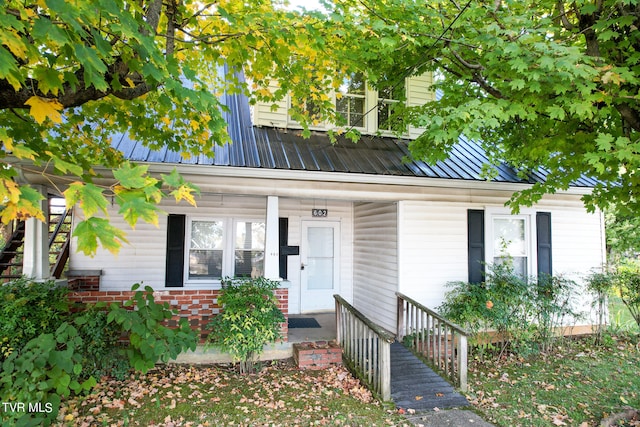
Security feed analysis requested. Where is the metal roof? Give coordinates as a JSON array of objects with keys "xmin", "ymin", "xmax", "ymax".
[{"xmin": 111, "ymin": 89, "xmax": 598, "ymax": 188}]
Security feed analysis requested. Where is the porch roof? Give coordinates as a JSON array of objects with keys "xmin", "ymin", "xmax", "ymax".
[{"xmin": 111, "ymin": 90, "xmax": 598, "ymax": 188}]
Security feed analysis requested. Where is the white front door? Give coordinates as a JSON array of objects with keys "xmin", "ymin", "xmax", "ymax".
[{"xmin": 300, "ymin": 221, "xmax": 340, "ymax": 312}]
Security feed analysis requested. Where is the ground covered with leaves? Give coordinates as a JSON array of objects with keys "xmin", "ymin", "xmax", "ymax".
[
  {"xmin": 467, "ymin": 335, "xmax": 640, "ymax": 427},
  {"xmin": 54, "ymin": 360, "xmax": 410, "ymax": 426}
]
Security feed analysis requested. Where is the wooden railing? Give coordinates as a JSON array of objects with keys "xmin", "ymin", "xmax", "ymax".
[
  {"xmin": 396, "ymin": 292, "xmax": 469, "ymax": 391},
  {"xmin": 334, "ymin": 295, "xmax": 395, "ymax": 401}
]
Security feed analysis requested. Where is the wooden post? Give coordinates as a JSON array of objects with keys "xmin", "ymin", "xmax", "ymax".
[
  {"xmin": 457, "ymin": 333, "xmax": 468, "ymax": 391},
  {"xmin": 335, "ymin": 297, "xmax": 342, "ymax": 345},
  {"xmin": 379, "ymin": 340, "xmax": 391, "ymax": 401},
  {"xmin": 396, "ymin": 296, "xmax": 404, "ymax": 341}
]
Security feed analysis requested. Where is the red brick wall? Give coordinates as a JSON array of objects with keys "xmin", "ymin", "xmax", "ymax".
[
  {"xmin": 69, "ymin": 288, "xmax": 289, "ymax": 343},
  {"xmin": 67, "ymin": 276, "xmax": 100, "ymax": 292}
]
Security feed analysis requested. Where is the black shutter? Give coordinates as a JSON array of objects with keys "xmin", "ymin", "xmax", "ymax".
[
  {"xmin": 536, "ymin": 212, "xmax": 552, "ymax": 277},
  {"xmin": 467, "ymin": 210, "xmax": 485, "ymax": 284},
  {"xmin": 165, "ymin": 214, "xmax": 186, "ymax": 287},
  {"xmin": 279, "ymin": 218, "xmax": 288, "ymax": 279}
]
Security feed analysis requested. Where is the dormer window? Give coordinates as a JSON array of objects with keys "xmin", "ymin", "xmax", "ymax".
[
  {"xmin": 253, "ymin": 72, "xmax": 433, "ymax": 139},
  {"xmin": 377, "ymin": 81, "xmax": 405, "ymax": 132},
  {"xmin": 337, "ymin": 72, "xmax": 366, "ymax": 128}
]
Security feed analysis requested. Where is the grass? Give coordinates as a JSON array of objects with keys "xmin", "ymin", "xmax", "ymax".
[
  {"xmin": 54, "ymin": 360, "xmax": 410, "ymax": 426},
  {"xmin": 466, "ymin": 299, "xmax": 640, "ymax": 427}
]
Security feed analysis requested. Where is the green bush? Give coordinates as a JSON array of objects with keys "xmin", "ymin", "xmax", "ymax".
[
  {"xmin": 0, "ymin": 280, "xmax": 199, "ymax": 425},
  {"xmin": 0, "ymin": 322, "xmax": 97, "ymax": 426},
  {"xmin": 206, "ymin": 277, "xmax": 285, "ymax": 374},
  {"xmin": 439, "ymin": 263, "xmax": 581, "ymax": 358},
  {"xmin": 74, "ymin": 305, "xmax": 129, "ymax": 380},
  {"xmin": 0, "ymin": 278, "xmax": 69, "ymax": 360},
  {"xmin": 615, "ymin": 263, "xmax": 640, "ymax": 329},
  {"xmin": 106, "ymin": 283, "xmax": 199, "ymax": 372}
]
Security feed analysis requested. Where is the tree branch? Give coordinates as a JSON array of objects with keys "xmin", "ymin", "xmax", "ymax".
[{"xmin": 617, "ymin": 103, "xmax": 640, "ymax": 133}]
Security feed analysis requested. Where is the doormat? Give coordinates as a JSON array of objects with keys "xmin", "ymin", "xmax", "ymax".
[{"xmin": 288, "ymin": 317, "xmax": 321, "ymax": 329}]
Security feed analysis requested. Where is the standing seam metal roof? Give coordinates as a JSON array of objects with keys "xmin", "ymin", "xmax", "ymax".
[{"xmin": 110, "ymin": 87, "xmax": 597, "ymax": 188}]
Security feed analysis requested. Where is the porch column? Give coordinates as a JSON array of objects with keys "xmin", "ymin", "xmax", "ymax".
[
  {"xmin": 22, "ymin": 185, "xmax": 50, "ymax": 280},
  {"xmin": 264, "ymin": 196, "xmax": 280, "ymax": 280}
]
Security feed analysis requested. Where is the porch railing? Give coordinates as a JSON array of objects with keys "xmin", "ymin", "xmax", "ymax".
[
  {"xmin": 396, "ymin": 292, "xmax": 469, "ymax": 391},
  {"xmin": 334, "ymin": 295, "xmax": 395, "ymax": 401}
]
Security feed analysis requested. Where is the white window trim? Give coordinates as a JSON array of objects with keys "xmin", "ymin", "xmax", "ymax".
[
  {"xmin": 484, "ymin": 207, "xmax": 537, "ymax": 278},
  {"xmin": 184, "ymin": 216, "xmax": 266, "ymax": 287}
]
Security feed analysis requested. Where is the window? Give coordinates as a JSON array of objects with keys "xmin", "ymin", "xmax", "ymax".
[
  {"xmin": 467, "ymin": 209, "xmax": 551, "ymax": 283},
  {"xmin": 336, "ymin": 72, "xmax": 366, "ymax": 128},
  {"xmin": 189, "ymin": 220, "xmax": 224, "ymax": 279},
  {"xmin": 234, "ymin": 221, "xmax": 265, "ymax": 277},
  {"xmin": 492, "ymin": 216, "xmax": 529, "ymax": 277},
  {"xmin": 186, "ymin": 218, "xmax": 265, "ymax": 282},
  {"xmin": 377, "ymin": 81, "xmax": 405, "ymax": 132}
]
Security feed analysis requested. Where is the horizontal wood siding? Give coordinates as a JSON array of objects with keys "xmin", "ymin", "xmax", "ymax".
[
  {"xmin": 353, "ymin": 202, "xmax": 398, "ymax": 333},
  {"xmin": 398, "ymin": 198, "xmax": 606, "ymax": 325}
]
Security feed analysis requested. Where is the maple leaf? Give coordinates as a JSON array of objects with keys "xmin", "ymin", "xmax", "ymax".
[{"xmin": 24, "ymin": 95, "xmax": 63, "ymax": 124}]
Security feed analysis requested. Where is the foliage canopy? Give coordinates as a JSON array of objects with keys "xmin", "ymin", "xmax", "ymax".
[
  {"xmin": 0, "ymin": 0, "xmax": 347, "ymax": 253},
  {"xmin": 332, "ymin": 0, "xmax": 640, "ymax": 214}
]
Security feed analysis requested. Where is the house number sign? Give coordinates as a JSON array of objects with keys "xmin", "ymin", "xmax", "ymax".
[{"xmin": 312, "ymin": 209, "xmax": 328, "ymax": 217}]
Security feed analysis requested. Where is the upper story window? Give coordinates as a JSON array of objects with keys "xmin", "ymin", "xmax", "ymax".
[
  {"xmin": 377, "ymin": 81, "xmax": 405, "ymax": 132},
  {"xmin": 254, "ymin": 72, "xmax": 433, "ymax": 139},
  {"xmin": 336, "ymin": 72, "xmax": 367, "ymax": 128}
]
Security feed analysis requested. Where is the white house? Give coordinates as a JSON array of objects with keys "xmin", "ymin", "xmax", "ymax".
[{"xmin": 16, "ymin": 71, "xmax": 606, "ymax": 339}]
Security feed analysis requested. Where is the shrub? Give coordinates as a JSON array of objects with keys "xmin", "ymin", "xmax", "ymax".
[
  {"xmin": 0, "ymin": 322, "xmax": 97, "ymax": 425},
  {"xmin": 0, "ymin": 278, "xmax": 69, "ymax": 361},
  {"xmin": 616, "ymin": 264, "xmax": 640, "ymax": 329},
  {"xmin": 439, "ymin": 263, "xmax": 581, "ymax": 358},
  {"xmin": 206, "ymin": 277, "xmax": 285, "ymax": 374},
  {"xmin": 106, "ymin": 283, "xmax": 199, "ymax": 372},
  {"xmin": 586, "ymin": 268, "xmax": 616, "ymax": 344},
  {"xmin": 0, "ymin": 280, "xmax": 199, "ymax": 425}
]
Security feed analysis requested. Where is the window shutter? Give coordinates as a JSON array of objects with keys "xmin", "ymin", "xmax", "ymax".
[
  {"xmin": 536, "ymin": 212, "xmax": 552, "ymax": 277},
  {"xmin": 165, "ymin": 214, "xmax": 185, "ymax": 287},
  {"xmin": 467, "ymin": 210, "xmax": 485, "ymax": 284},
  {"xmin": 279, "ymin": 218, "xmax": 288, "ymax": 280}
]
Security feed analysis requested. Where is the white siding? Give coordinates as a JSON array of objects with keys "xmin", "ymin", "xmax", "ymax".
[
  {"xmin": 253, "ymin": 80, "xmax": 289, "ymax": 128},
  {"xmin": 407, "ymin": 73, "xmax": 434, "ymax": 139},
  {"xmin": 353, "ymin": 202, "xmax": 398, "ymax": 333},
  {"xmin": 398, "ymin": 201, "xmax": 469, "ymax": 310},
  {"xmin": 70, "ymin": 195, "xmax": 354, "ymax": 314}
]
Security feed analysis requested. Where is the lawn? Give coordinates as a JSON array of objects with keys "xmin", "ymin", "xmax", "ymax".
[
  {"xmin": 54, "ymin": 361, "xmax": 411, "ymax": 426},
  {"xmin": 467, "ymin": 334, "xmax": 640, "ymax": 427}
]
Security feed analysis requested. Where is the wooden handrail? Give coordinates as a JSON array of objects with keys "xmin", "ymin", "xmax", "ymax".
[
  {"xmin": 396, "ymin": 292, "xmax": 469, "ymax": 391},
  {"xmin": 334, "ymin": 294, "xmax": 394, "ymax": 401}
]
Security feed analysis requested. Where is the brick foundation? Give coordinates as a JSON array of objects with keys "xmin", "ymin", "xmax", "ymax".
[
  {"xmin": 68, "ymin": 287, "xmax": 289, "ymax": 343},
  {"xmin": 293, "ymin": 341, "xmax": 342, "ymax": 370}
]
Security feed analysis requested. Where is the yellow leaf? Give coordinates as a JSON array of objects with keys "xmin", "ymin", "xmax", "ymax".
[
  {"xmin": 1, "ymin": 29, "xmax": 28, "ymax": 58},
  {"xmin": 24, "ymin": 96, "xmax": 63, "ymax": 124}
]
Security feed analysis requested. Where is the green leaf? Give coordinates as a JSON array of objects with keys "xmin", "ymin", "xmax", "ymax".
[
  {"xmin": 63, "ymin": 182, "xmax": 108, "ymax": 217},
  {"xmin": 73, "ymin": 217, "xmax": 129, "ymax": 255},
  {"xmin": 115, "ymin": 189, "xmax": 160, "ymax": 227},
  {"xmin": 113, "ymin": 162, "xmax": 150, "ymax": 189}
]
